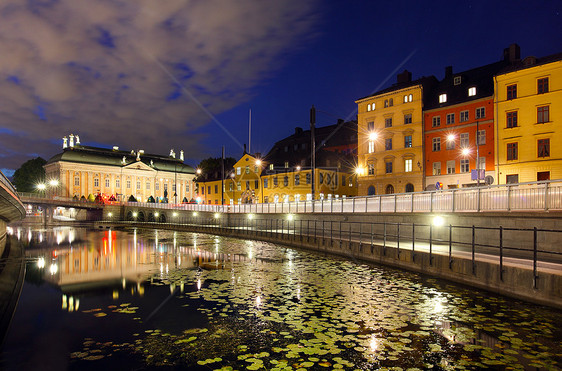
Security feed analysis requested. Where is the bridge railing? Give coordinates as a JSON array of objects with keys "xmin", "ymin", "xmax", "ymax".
[{"xmin": 19, "ymin": 179, "xmax": 562, "ymax": 214}]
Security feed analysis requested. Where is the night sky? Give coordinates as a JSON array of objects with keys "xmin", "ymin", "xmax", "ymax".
[{"xmin": 0, "ymin": 0, "xmax": 560, "ymax": 176}]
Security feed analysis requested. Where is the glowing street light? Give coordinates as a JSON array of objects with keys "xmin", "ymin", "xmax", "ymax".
[
  {"xmin": 368, "ymin": 132, "xmax": 378, "ymax": 141},
  {"xmin": 461, "ymin": 148, "xmax": 470, "ymax": 156},
  {"xmin": 36, "ymin": 183, "xmax": 46, "ymax": 191}
]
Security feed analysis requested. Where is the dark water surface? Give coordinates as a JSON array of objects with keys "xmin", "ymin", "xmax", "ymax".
[{"xmin": 1, "ymin": 225, "xmax": 560, "ymax": 370}]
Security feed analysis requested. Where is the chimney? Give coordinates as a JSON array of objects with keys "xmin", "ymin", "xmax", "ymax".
[
  {"xmin": 445, "ymin": 66, "xmax": 453, "ymax": 78},
  {"xmin": 63, "ymin": 136, "xmax": 68, "ymax": 149},
  {"xmin": 503, "ymin": 44, "xmax": 521, "ymax": 63},
  {"xmin": 397, "ymin": 70, "xmax": 412, "ymax": 84},
  {"xmin": 243, "ymin": 144, "xmax": 247, "ymax": 154},
  {"xmin": 295, "ymin": 127, "xmax": 303, "ymax": 135},
  {"xmin": 180, "ymin": 150, "xmax": 184, "ymax": 161},
  {"xmin": 69, "ymin": 134, "xmax": 74, "ymax": 148}
]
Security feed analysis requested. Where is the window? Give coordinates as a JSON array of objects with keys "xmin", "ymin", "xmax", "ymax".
[
  {"xmin": 164, "ymin": 184, "xmax": 168, "ymax": 192},
  {"xmin": 385, "ymin": 161, "xmax": 393, "ymax": 174},
  {"xmin": 214, "ymin": 185, "xmax": 218, "ymax": 193},
  {"xmin": 404, "ymin": 114, "xmax": 412, "ymax": 124},
  {"xmin": 446, "ymin": 113, "xmax": 455, "ymax": 124},
  {"xmin": 273, "ymin": 177, "xmax": 278, "ymax": 186},
  {"xmin": 432, "ymin": 116, "xmax": 441, "ymax": 127},
  {"xmin": 537, "ymin": 106, "xmax": 549, "ymax": 123},
  {"xmin": 115, "ymin": 178, "xmax": 120, "ymax": 188},
  {"xmin": 538, "ymin": 139, "xmax": 550, "ymax": 158},
  {"xmin": 295, "ymin": 174, "xmax": 300, "ymax": 186},
  {"xmin": 404, "ymin": 159, "xmax": 412, "ymax": 172},
  {"xmin": 207, "ymin": 186, "xmax": 211, "ymax": 194},
  {"xmin": 94, "ymin": 178, "xmax": 99, "ymax": 187},
  {"xmin": 385, "ymin": 138, "xmax": 392, "ymax": 151},
  {"xmin": 389, "ymin": 98, "xmax": 393, "ymax": 106},
  {"xmin": 367, "ymin": 103, "xmax": 373, "ymax": 111},
  {"xmin": 507, "ymin": 84, "xmax": 517, "ymax": 100},
  {"xmin": 284, "ymin": 161, "xmax": 289, "ymax": 168},
  {"xmin": 537, "ymin": 78, "xmax": 549, "ymax": 94},
  {"xmin": 236, "ymin": 167, "xmax": 241, "ymax": 175},
  {"xmin": 282, "ymin": 176, "xmax": 288, "ymax": 187},
  {"xmin": 319, "ymin": 173, "xmax": 324, "ymax": 184},
  {"xmin": 155, "ymin": 182, "xmax": 159, "ymax": 191},
  {"xmin": 74, "ymin": 176, "xmax": 80, "ymax": 186},
  {"xmin": 439, "ymin": 94, "xmax": 447, "ymax": 103},
  {"xmin": 432, "ymin": 137, "xmax": 441, "ymax": 151},
  {"xmin": 245, "ymin": 181, "xmax": 250, "ymax": 190},
  {"xmin": 254, "ymin": 165, "xmax": 259, "ymax": 173},
  {"xmin": 186, "ymin": 184, "xmax": 190, "ymax": 193},
  {"xmin": 460, "ymin": 159, "xmax": 469, "ymax": 173},
  {"xmin": 368, "ymin": 163, "xmax": 375, "ymax": 175},
  {"xmin": 446, "ymin": 138, "xmax": 455, "ymax": 150},
  {"xmin": 367, "ymin": 121, "xmax": 374, "ymax": 131},
  {"xmin": 104, "ymin": 178, "xmax": 109, "ymax": 188},
  {"xmin": 506, "ymin": 174, "xmax": 519, "ymax": 184},
  {"xmin": 245, "ymin": 166, "xmax": 250, "ymax": 174},
  {"xmin": 404, "ymin": 135, "xmax": 412, "ymax": 148},
  {"xmin": 403, "ymin": 94, "xmax": 412, "ymax": 103},
  {"xmin": 405, "ymin": 183, "xmax": 414, "ymax": 192},
  {"xmin": 301, "ymin": 143, "xmax": 306, "ymax": 150},
  {"xmin": 293, "ymin": 144, "xmax": 298, "ymax": 151},
  {"xmin": 460, "ymin": 110, "xmax": 469, "ymax": 122},
  {"xmin": 306, "ymin": 173, "xmax": 311, "ymax": 184},
  {"xmin": 507, "ymin": 142, "xmax": 518, "ymax": 161},
  {"xmin": 432, "ymin": 162, "xmax": 441, "ymax": 175},
  {"xmin": 237, "ymin": 182, "xmax": 242, "ymax": 191},
  {"xmin": 477, "ymin": 130, "xmax": 486, "ymax": 145},
  {"xmin": 263, "ymin": 178, "xmax": 268, "ymax": 188},
  {"xmin": 146, "ymin": 181, "xmax": 150, "ymax": 190},
  {"xmin": 537, "ymin": 171, "xmax": 550, "ymax": 181},
  {"xmin": 126, "ymin": 180, "xmax": 131, "ymax": 188},
  {"xmin": 468, "ymin": 87, "xmax": 476, "ymax": 96},
  {"xmin": 385, "ymin": 118, "xmax": 392, "ymax": 127},
  {"xmin": 384, "ymin": 99, "xmax": 388, "ymax": 108},
  {"xmin": 507, "ymin": 111, "xmax": 518, "ymax": 128},
  {"xmin": 447, "ymin": 160, "xmax": 455, "ymax": 174},
  {"xmin": 368, "ymin": 141, "xmax": 374, "ymax": 153},
  {"xmin": 460, "ymin": 133, "xmax": 469, "ymax": 148},
  {"xmin": 136, "ymin": 181, "xmax": 141, "ymax": 189},
  {"xmin": 478, "ymin": 157, "xmax": 486, "ymax": 171},
  {"xmin": 342, "ymin": 175, "xmax": 346, "ymax": 186},
  {"xmin": 454, "ymin": 76, "xmax": 461, "ymax": 85},
  {"xmin": 284, "ymin": 146, "xmax": 288, "ymax": 152},
  {"xmin": 475, "ymin": 107, "xmax": 485, "ymax": 119}
]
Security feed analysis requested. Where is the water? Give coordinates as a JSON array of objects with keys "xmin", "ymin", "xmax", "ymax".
[{"xmin": 1, "ymin": 225, "xmax": 561, "ymax": 370}]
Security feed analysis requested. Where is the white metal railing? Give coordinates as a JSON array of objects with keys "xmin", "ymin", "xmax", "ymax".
[{"xmin": 19, "ymin": 179, "xmax": 562, "ymax": 214}]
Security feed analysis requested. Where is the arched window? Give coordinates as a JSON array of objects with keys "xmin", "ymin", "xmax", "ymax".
[
  {"xmin": 367, "ymin": 185, "xmax": 376, "ymax": 196},
  {"xmin": 405, "ymin": 183, "xmax": 414, "ymax": 193},
  {"xmin": 385, "ymin": 184, "xmax": 394, "ymax": 194}
]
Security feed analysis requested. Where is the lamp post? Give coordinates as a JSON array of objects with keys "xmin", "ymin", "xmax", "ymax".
[{"xmin": 255, "ymin": 159, "xmax": 262, "ymax": 204}]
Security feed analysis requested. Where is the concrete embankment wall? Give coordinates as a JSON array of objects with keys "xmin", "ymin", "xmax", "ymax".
[{"xmin": 107, "ymin": 206, "xmax": 562, "ymax": 309}]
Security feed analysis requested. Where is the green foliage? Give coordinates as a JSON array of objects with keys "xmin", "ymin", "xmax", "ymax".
[{"xmin": 12, "ymin": 157, "xmax": 46, "ymax": 192}]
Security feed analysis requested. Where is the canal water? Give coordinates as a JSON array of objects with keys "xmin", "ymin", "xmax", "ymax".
[{"xmin": 1, "ymin": 225, "xmax": 560, "ymax": 370}]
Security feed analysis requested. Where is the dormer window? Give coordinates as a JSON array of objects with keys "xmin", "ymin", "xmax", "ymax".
[
  {"xmin": 468, "ymin": 87, "xmax": 476, "ymax": 96},
  {"xmin": 439, "ymin": 94, "xmax": 447, "ymax": 103},
  {"xmin": 454, "ymin": 76, "xmax": 462, "ymax": 85}
]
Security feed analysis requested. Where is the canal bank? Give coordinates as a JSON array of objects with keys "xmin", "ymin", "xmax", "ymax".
[{"xmin": 97, "ymin": 210, "xmax": 562, "ymax": 310}]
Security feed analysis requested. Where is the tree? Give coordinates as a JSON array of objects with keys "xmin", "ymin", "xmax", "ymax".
[
  {"xmin": 12, "ymin": 157, "xmax": 46, "ymax": 192},
  {"xmin": 196, "ymin": 156, "xmax": 236, "ymax": 181}
]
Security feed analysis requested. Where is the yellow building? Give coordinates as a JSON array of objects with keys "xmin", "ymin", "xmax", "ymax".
[
  {"xmin": 494, "ymin": 52, "xmax": 562, "ymax": 183},
  {"xmin": 355, "ymin": 71, "xmax": 437, "ymax": 195},
  {"xmin": 197, "ymin": 153, "xmax": 264, "ymax": 205},
  {"xmin": 44, "ymin": 134, "xmax": 196, "ymax": 202}
]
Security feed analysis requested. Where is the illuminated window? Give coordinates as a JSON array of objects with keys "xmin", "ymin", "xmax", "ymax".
[
  {"xmin": 432, "ymin": 116, "xmax": 441, "ymax": 127},
  {"xmin": 475, "ymin": 107, "xmax": 485, "ymax": 119},
  {"xmin": 506, "ymin": 111, "xmax": 518, "ymax": 128},
  {"xmin": 368, "ymin": 163, "xmax": 375, "ymax": 175},
  {"xmin": 538, "ymin": 139, "xmax": 550, "ymax": 158},
  {"xmin": 507, "ymin": 84, "xmax": 517, "ymax": 100},
  {"xmin": 460, "ymin": 133, "xmax": 469, "ymax": 148},
  {"xmin": 432, "ymin": 137, "xmax": 441, "ymax": 151},
  {"xmin": 460, "ymin": 110, "xmax": 469, "ymax": 122},
  {"xmin": 245, "ymin": 166, "xmax": 249, "ymax": 174},
  {"xmin": 284, "ymin": 161, "xmax": 289, "ymax": 168},
  {"xmin": 439, "ymin": 94, "xmax": 447, "ymax": 103},
  {"xmin": 384, "ymin": 99, "xmax": 389, "ymax": 108},
  {"xmin": 537, "ymin": 78, "xmax": 549, "ymax": 94},
  {"xmin": 433, "ymin": 162, "xmax": 441, "ymax": 175},
  {"xmin": 367, "ymin": 121, "xmax": 374, "ymax": 130},
  {"xmin": 507, "ymin": 142, "xmax": 518, "ymax": 161},
  {"xmin": 404, "ymin": 159, "xmax": 412, "ymax": 172},
  {"xmin": 269, "ymin": 164, "xmax": 274, "ymax": 171},
  {"xmin": 446, "ymin": 113, "xmax": 455, "ymax": 124},
  {"xmin": 537, "ymin": 106, "xmax": 549, "ymax": 123},
  {"xmin": 237, "ymin": 182, "xmax": 241, "ymax": 191},
  {"xmin": 468, "ymin": 87, "xmax": 476, "ymax": 96},
  {"xmin": 460, "ymin": 159, "xmax": 469, "ymax": 172},
  {"xmin": 446, "ymin": 138, "xmax": 455, "ymax": 150},
  {"xmin": 404, "ymin": 135, "xmax": 412, "ymax": 148}
]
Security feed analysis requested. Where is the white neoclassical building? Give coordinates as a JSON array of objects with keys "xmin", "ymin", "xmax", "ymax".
[{"xmin": 44, "ymin": 134, "xmax": 196, "ymax": 203}]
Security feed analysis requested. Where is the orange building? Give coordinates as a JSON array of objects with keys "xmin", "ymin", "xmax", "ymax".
[{"xmin": 423, "ymin": 48, "xmax": 516, "ymax": 189}]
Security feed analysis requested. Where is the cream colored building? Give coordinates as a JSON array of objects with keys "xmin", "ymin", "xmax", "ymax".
[{"xmin": 44, "ymin": 134, "xmax": 196, "ymax": 202}]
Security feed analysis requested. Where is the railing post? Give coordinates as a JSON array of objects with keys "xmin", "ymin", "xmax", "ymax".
[
  {"xmin": 499, "ymin": 226, "xmax": 503, "ymax": 281},
  {"xmin": 533, "ymin": 227, "xmax": 538, "ymax": 289},
  {"xmin": 477, "ymin": 187, "xmax": 481, "ymax": 212},
  {"xmin": 394, "ymin": 194, "xmax": 397, "ymax": 212},
  {"xmin": 544, "ymin": 181, "xmax": 549, "ymax": 211},
  {"xmin": 448, "ymin": 224, "xmax": 453, "ymax": 269},
  {"xmin": 352, "ymin": 197, "xmax": 355, "ymax": 213},
  {"xmin": 472, "ymin": 225, "xmax": 476, "ymax": 274},
  {"xmin": 451, "ymin": 189, "xmax": 455, "ymax": 212},
  {"xmin": 365, "ymin": 197, "xmax": 368, "ymax": 213},
  {"xmin": 507, "ymin": 185, "xmax": 511, "ymax": 211}
]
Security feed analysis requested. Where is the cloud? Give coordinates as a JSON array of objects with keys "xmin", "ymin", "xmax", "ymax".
[{"xmin": 0, "ymin": 0, "xmax": 320, "ymax": 171}]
